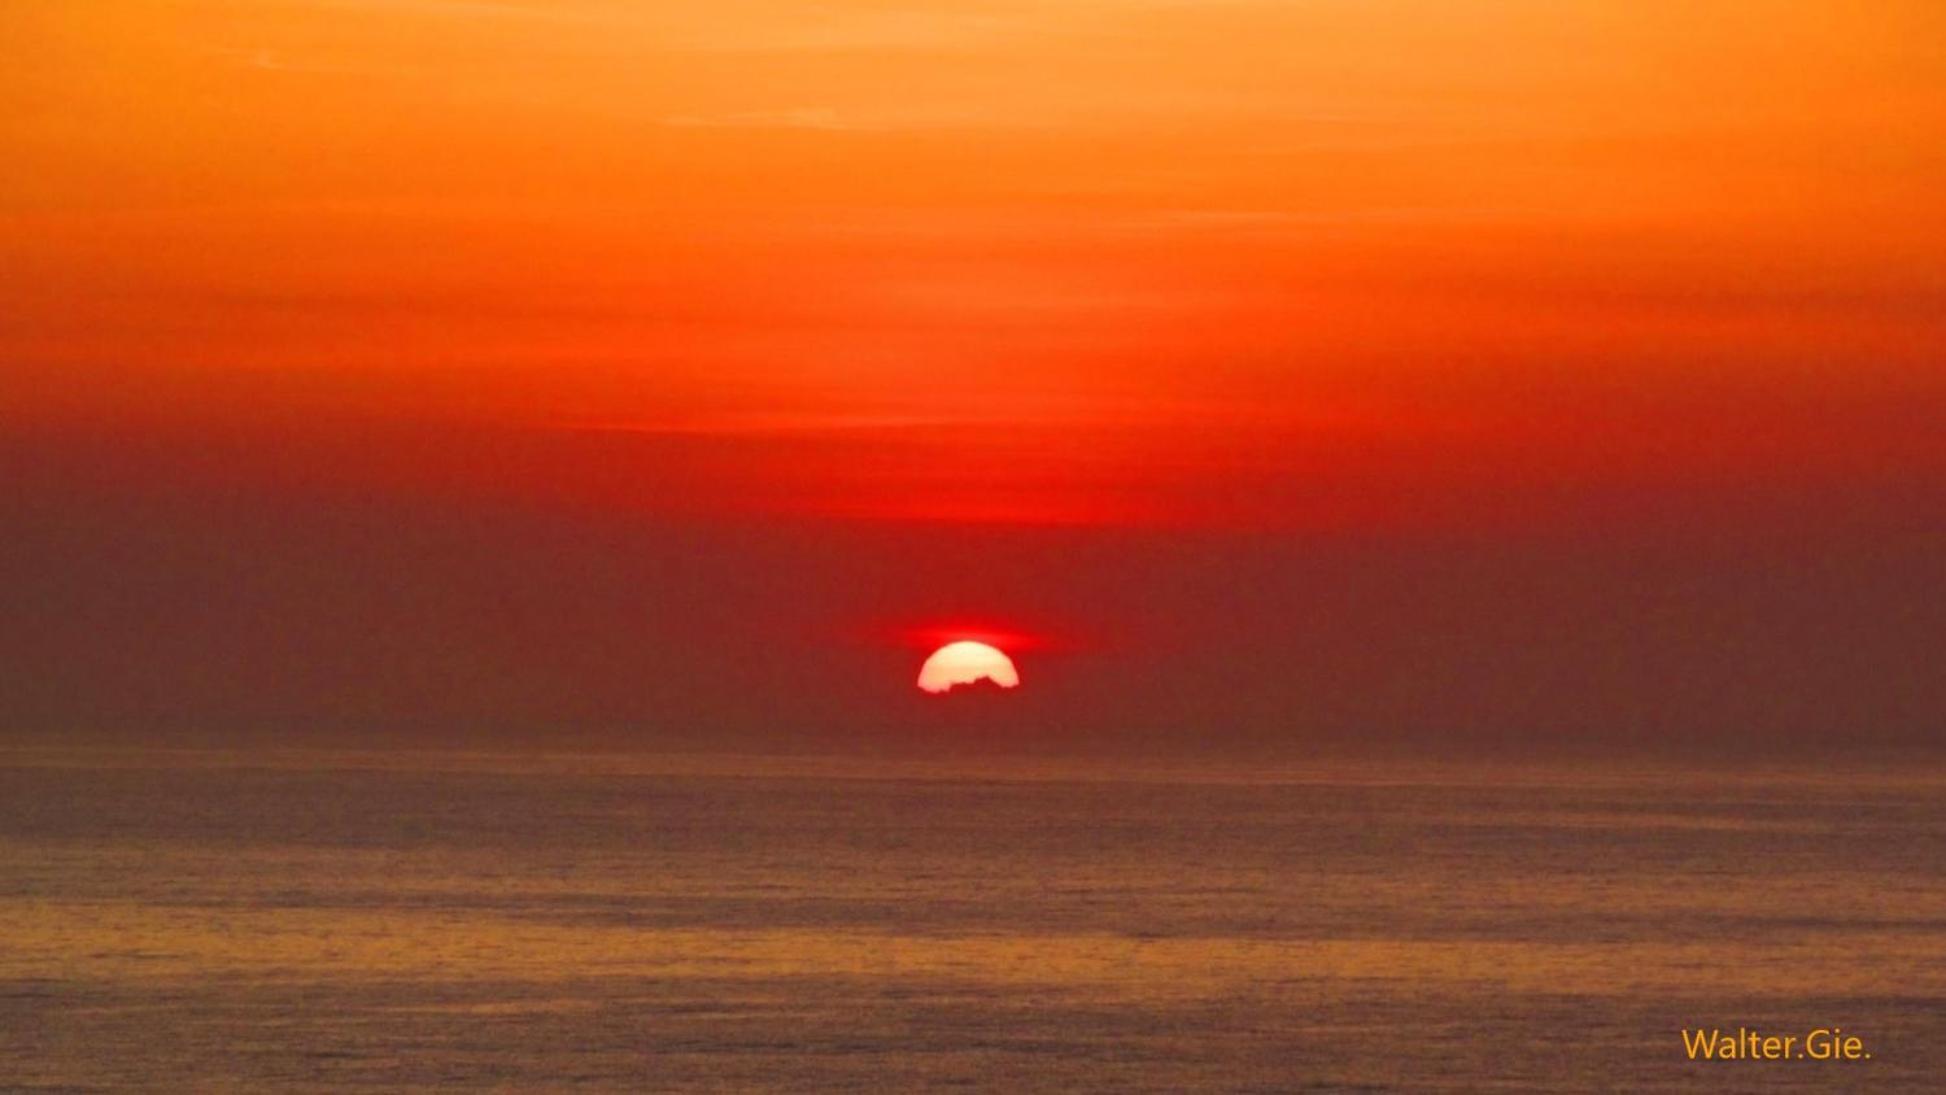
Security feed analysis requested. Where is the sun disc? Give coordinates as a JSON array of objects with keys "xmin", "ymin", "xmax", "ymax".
[{"xmin": 917, "ymin": 641, "xmax": 1020, "ymax": 694}]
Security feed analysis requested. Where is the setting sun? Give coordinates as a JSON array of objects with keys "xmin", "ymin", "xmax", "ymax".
[
  {"xmin": 916, "ymin": 641, "xmax": 1021, "ymax": 695},
  {"xmin": 3, "ymin": 1, "xmax": 1942, "ymax": 1089}
]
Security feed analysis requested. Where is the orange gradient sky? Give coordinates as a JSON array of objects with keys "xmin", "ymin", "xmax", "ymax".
[
  {"xmin": 6, "ymin": 0, "xmax": 1944, "ymax": 527},
  {"xmin": 3, "ymin": 2, "xmax": 1943, "ymax": 751}
]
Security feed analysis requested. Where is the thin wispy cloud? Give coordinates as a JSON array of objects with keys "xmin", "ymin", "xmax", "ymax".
[
  {"xmin": 658, "ymin": 108, "xmax": 882, "ymax": 133},
  {"xmin": 210, "ymin": 45, "xmax": 421, "ymax": 78}
]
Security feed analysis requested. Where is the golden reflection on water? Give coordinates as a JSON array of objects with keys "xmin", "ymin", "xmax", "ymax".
[
  {"xmin": 8, "ymin": 902, "xmax": 1944, "ymax": 1000},
  {"xmin": 4, "ymin": 752, "xmax": 1944, "ymax": 1090}
]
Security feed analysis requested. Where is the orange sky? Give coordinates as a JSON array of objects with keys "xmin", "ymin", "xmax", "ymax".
[
  {"xmin": 5, "ymin": 0, "xmax": 1943, "ymax": 528},
  {"xmin": 4, "ymin": 2, "xmax": 1946, "ymax": 750}
]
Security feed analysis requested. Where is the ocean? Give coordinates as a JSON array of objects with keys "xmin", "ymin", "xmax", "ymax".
[{"xmin": 3, "ymin": 751, "xmax": 1942, "ymax": 1091}]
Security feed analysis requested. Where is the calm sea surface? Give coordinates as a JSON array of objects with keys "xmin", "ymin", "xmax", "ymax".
[{"xmin": 2, "ymin": 752, "xmax": 1943, "ymax": 1091}]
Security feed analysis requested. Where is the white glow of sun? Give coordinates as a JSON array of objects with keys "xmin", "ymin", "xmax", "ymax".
[{"xmin": 916, "ymin": 641, "xmax": 1020, "ymax": 694}]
